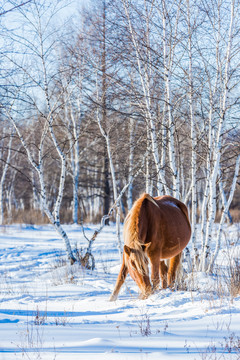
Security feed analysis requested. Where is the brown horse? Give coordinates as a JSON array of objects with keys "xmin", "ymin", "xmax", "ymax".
[{"xmin": 109, "ymin": 193, "xmax": 191, "ymax": 301}]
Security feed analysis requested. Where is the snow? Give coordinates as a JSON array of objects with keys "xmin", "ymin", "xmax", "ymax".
[{"xmin": 0, "ymin": 223, "xmax": 240, "ymax": 360}]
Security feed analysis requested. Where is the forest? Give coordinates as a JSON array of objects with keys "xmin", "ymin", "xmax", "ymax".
[{"xmin": 0, "ymin": 0, "xmax": 240, "ymax": 271}]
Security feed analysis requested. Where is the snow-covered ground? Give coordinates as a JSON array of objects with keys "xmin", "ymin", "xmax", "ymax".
[{"xmin": 0, "ymin": 223, "xmax": 239, "ymax": 360}]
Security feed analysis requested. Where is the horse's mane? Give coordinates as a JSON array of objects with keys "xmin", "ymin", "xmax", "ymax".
[
  {"xmin": 123, "ymin": 193, "xmax": 156, "ymax": 274},
  {"xmin": 124, "ymin": 195, "xmax": 144, "ymax": 248}
]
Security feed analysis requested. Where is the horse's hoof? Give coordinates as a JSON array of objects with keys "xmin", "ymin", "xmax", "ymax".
[
  {"xmin": 109, "ymin": 294, "xmax": 117, "ymax": 301},
  {"xmin": 152, "ymin": 286, "xmax": 160, "ymax": 294},
  {"xmin": 139, "ymin": 293, "xmax": 150, "ymax": 300}
]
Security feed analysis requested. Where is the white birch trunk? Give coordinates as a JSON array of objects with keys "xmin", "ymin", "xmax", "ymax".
[
  {"xmin": 42, "ymin": 100, "xmax": 66, "ymax": 227},
  {"xmin": 72, "ymin": 121, "xmax": 80, "ymax": 225},
  {"xmin": 39, "ymin": 24, "xmax": 71, "ymax": 232},
  {"xmin": 199, "ymin": 1, "xmax": 223, "ymax": 269},
  {"xmin": 7, "ymin": 112, "xmax": 76, "ymax": 265},
  {"xmin": 161, "ymin": 0, "xmax": 180, "ymax": 199},
  {"xmin": 2, "ymin": 1, "xmax": 77, "ymax": 263},
  {"xmin": 105, "ymin": 136, "xmax": 122, "ymax": 257},
  {"xmin": 65, "ymin": 92, "xmax": 81, "ymax": 224},
  {"xmin": 69, "ymin": 78, "xmax": 82, "ymax": 224},
  {"xmin": 145, "ymin": 151, "xmax": 151, "ymax": 194},
  {"xmin": 127, "ymin": 117, "xmax": 134, "ymax": 211},
  {"xmin": 123, "ymin": 0, "xmax": 165, "ymax": 196},
  {"xmin": 145, "ymin": 125, "xmax": 153, "ymax": 194},
  {"xmin": 0, "ymin": 134, "xmax": 12, "ymax": 225},
  {"xmin": 96, "ymin": 76, "xmax": 122, "ymax": 258},
  {"xmin": 201, "ymin": 0, "xmax": 235, "ymax": 271},
  {"xmin": 160, "ymin": 98, "xmax": 167, "ymax": 183},
  {"xmin": 187, "ymin": 0, "xmax": 198, "ymax": 267},
  {"xmin": 219, "ymin": 178, "xmax": 233, "ymax": 224},
  {"xmin": 207, "ymin": 154, "xmax": 240, "ymax": 272},
  {"xmin": 32, "ymin": 171, "xmax": 40, "ymax": 210}
]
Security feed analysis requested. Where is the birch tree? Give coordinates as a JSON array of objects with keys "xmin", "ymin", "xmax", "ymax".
[
  {"xmin": 3, "ymin": 0, "xmax": 77, "ymax": 264},
  {"xmin": 197, "ymin": 0, "xmax": 240, "ymax": 271},
  {"xmin": 127, "ymin": 116, "xmax": 135, "ymax": 211},
  {"xmin": 208, "ymin": 153, "xmax": 240, "ymax": 272},
  {"xmin": 96, "ymin": 71, "xmax": 122, "ymax": 257},
  {"xmin": 122, "ymin": 0, "xmax": 166, "ymax": 196},
  {"xmin": 184, "ymin": 0, "xmax": 201, "ymax": 266},
  {"xmin": 0, "ymin": 131, "xmax": 13, "ymax": 225},
  {"xmin": 57, "ymin": 54, "xmax": 83, "ymax": 224},
  {"xmin": 160, "ymin": 0, "xmax": 182, "ymax": 199}
]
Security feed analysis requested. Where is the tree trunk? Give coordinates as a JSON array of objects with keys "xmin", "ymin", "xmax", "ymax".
[{"xmin": 0, "ymin": 134, "xmax": 12, "ymax": 225}]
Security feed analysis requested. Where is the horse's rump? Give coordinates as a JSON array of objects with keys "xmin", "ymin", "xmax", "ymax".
[{"xmin": 126, "ymin": 193, "xmax": 191, "ymax": 259}]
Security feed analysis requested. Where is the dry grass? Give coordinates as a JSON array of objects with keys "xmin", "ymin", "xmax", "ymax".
[
  {"xmin": 7, "ymin": 209, "xmax": 49, "ymax": 225},
  {"xmin": 4, "ymin": 208, "xmax": 107, "ymax": 225},
  {"xmin": 230, "ymin": 209, "xmax": 240, "ymax": 223}
]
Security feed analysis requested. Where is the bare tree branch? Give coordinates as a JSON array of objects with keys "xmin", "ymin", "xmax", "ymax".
[{"xmin": 0, "ymin": 1, "xmax": 32, "ymax": 17}]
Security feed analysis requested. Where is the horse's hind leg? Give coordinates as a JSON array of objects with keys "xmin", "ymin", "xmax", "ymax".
[
  {"xmin": 109, "ymin": 262, "xmax": 128, "ymax": 301},
  {"xmin": 159, "ymin": 260, "xmax": 168, "ymax": 289},
  {"xmin": 150, "ymin": 256, "xmax": 161, "ymax": 292},
  {"xmin": 167, "ymin": 253, "xmax": 182, "ymax": 289}
]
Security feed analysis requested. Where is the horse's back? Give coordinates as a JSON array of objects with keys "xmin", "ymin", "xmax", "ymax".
[{"xmin": 154, "ymin": 196, "xmax": 190, "ymax": 227}]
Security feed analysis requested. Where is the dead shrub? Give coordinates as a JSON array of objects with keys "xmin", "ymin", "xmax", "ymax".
[{"xmin": 228, "ymin": 258, "xmax": 240, "ymax": 298}]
